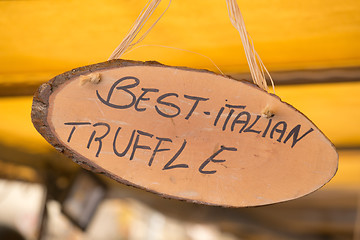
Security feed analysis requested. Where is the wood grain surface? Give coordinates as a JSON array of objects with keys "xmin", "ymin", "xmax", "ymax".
[{"xmin": 31, "ymin": 59, "xmax": 338, "ymax": 207}]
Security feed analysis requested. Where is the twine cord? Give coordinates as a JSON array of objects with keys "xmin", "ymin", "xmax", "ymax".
[
  {"xmin": 109, "ymin": 0, "xmax": 275, "ymax": 93},
  {"xmin": 109, "ymin": 0, "xmax": 172, "ymax": 60},
  {"xmin": 225, "ymin": 0, "xmax": 275, "ymax": 92}
]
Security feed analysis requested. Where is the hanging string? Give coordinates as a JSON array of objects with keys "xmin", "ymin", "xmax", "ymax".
[
  {"xmin": 109, "ymin": 0, "xmax": 171, "ymax": 60},
  {"xmin": 108, "ymin": 0, "xmax": 224, "ymax": 75},
  {"xmin": 109, "ymin": 0, "xmax": 275, "ymax": 93},
  {"xmin": 225, "ymin": 0, "xmax": 275, "ymax": 92}
]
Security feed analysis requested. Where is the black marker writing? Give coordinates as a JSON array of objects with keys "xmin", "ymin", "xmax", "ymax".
[
  {"xmin": 64, "ymin": 122, "xmax": 91, "ymax": 142},
  {"xmin": 86, "ymin": 122, "xmax": 110, "ymax": 157},
  {"xmin": 163, "ymin": 139, "xmax": 189, "ymax": 170},
  {"xmin": 199, "ymin": 146, "xmax": 237, "ymax": 174},
  {"xmin": 149, "ymin": 137, "xmax": 172, "ymax": 167},
  {"xmin": 96, "ymin": 76, "xmax": 140, "ymax": 109},
  {"xmin": 130, "ymin": 130, "xmax": 154, "ymax": 160},
  {"xmin": 155, "ymin": 93, "xmax": 181, "ymax": 118},
  {"xmin": 184, "ymin": 95, "xmax": 209, "ymax": 120}
]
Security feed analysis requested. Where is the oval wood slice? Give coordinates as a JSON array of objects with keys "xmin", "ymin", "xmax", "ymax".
[{"xmin": 31, "ymin": 59, "xmax": 338, "ymax": 207}]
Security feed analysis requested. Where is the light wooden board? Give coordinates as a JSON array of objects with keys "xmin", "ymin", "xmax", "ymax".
[{"xmin": 31, "ymin": 60, "xmax": 338, "ymax": 207}]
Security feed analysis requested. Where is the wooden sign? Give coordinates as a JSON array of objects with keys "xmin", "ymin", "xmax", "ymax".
[{"xmin": 31, "ymin": 59, "xmax": 338, "ymax": 207}]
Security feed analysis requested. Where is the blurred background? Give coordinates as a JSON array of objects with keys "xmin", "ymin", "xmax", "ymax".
[{"xmin": 0, "ymin": 0, "xmax": 359, "ymax": 239}]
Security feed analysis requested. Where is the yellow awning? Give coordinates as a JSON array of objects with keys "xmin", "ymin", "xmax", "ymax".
[
  {"xmin": 1, "ymin": 0, "xmax": 359, "ymax": 76},
  {"xmin": 0, "ymin": 0, "xmax": 359, "ymax": 189}
]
